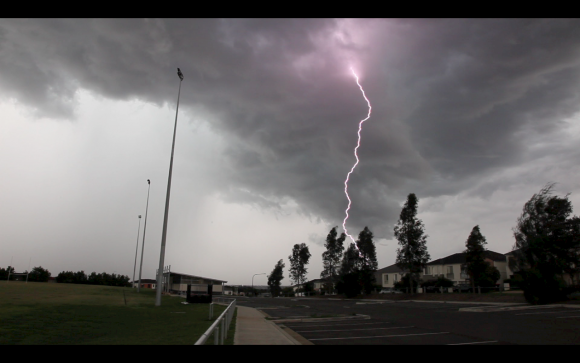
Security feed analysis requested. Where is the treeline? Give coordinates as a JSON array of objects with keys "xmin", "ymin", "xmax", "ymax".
[
  {"xmin": 56, "ymin": 270, "xmax": 130, "ymax": 287},
  {"xmin": 266, "ymin": 183, "xmax": 580, "ymax": 305},
  {"xmin": 0, "ymin": 266, "xmax": 51, "ymax": 282}
]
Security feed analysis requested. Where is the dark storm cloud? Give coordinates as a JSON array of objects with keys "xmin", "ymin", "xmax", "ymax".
[{"xmin": 2, "ymin": 19, "xmax": 580, "ymax": 240}]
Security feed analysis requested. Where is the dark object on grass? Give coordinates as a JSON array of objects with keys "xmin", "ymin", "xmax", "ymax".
[{"xmin": 186, "ymin": 284, "xmax": 213, "ymax": 304}]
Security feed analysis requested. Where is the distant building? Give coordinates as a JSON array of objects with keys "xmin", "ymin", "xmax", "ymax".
[{"xmin": 159, "ymin": 271, "xmax": 227, "ymax": 296}]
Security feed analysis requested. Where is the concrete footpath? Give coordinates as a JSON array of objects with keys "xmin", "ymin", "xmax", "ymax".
[{"xmin": 233, "ymin": 306, "xmax": 304, "ymax": 345}]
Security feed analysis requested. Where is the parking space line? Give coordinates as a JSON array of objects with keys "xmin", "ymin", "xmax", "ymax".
[
  {"xmin": 447, "ymin": 341, "xmax": 498, "ymax": 345},
  {"xmin": 309, "ymin": 332, "xmax": 449, "ymax": 341},
  {"xmin": 284, "ymin": 322, "xmax": 388, "ymax": 328},
  {"xmin": 516, "ymin": 310, "xmax": 578, "ymax": 316},
  {"xmin": 556, "ymin": 316, "xmax": 580, "ymax": 318},
  {"xmin": 295, "ymin": 326, "xmax": 414, "ymax": 333}
]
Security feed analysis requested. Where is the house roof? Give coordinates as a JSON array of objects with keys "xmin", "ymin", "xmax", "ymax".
[
  {"xmin": 375, "ymin": 264, "xmax": 407, "ymax": 274},
  {"xmin": 426, "ymin": 250, "xmax": 506, "ymax": 265},
  {"xmin": 168, "ymin": 271, "xmax": 227, "ymax": 283}
]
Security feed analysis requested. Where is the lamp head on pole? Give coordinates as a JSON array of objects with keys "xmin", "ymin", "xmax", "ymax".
[
  {"xmin": 177, "ymin": 68, "xmax": 184, "ymax": 81},
  {"xmin": 139, "ymin": 215, "xmax": 142, "ymax": 218},
  {"xmin": 147, "ymin": 179, "xmax": 150, "ymax": 185}
]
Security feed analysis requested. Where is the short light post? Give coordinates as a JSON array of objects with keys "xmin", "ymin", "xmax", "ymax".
[
  {"xmin": 155, "ymin": 68, "xmax": 184, "ymax": 306},
  {"xmin": 132, "ymin": 215, "xmax": 142, "ymax": 288},
  {"xmin": 252, "ymin": 273, "xmax": 266, "ymax": 297}
]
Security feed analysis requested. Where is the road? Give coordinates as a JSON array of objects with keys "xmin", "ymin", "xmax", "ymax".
[{"xmin": 236, "ymin": 297, "xmax": 580, "ymax": 345}]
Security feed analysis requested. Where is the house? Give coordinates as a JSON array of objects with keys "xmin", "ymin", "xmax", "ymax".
[
  {"xmin": 135, "ymin": 278, "xmax": 157, "ymax": 289},
  {"xmin": 423, "ymin": 250, "xmax": 509, "ymax": 286},
  {"xmin": 376, "ymin": 250, "xmax": 511, "ymax": 289},
  {"xmin": 375, "ymin": 264, "xmax": 407, "ymax": 288},
  {"xmin": 156, "ymin": 269, "xmax": 228, "ymax": 296}
]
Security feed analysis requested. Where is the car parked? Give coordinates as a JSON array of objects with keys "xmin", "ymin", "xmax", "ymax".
[
  {"xmin": 379, "ymin": 287, "xmax": 402, "ymax": 294},
  {"xmin": 452, "ymin": 284, "xmax": 472, "ymax": 293}
]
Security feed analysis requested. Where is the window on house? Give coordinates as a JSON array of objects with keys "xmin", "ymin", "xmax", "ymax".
[
  {"xmin": 447, "ymin": 266, "xmax": 453, "ymax": 274},
  {"xmin": 425, "ymin": 266, "xmax": 432, "ymax": 275},
  {"xmin": 383, "ymin": 275, "xmax": 388, "ymax": 284}
]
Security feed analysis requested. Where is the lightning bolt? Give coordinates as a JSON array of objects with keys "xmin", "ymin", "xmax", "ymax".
[{"xmin": 342, "ymin": 67, "xmax": 372, "ymax": 247}]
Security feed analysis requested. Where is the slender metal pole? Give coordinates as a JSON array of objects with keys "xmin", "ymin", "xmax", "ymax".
[
  {"xmin": 138, "ymin": 180, "xmax": 151, "ymax": 293},
  {"xmin": 132, "ymin": 215, "xmax": 142, "ymax": 288},
  {"xmin": 252, "ymin": 273, "xmax": 266, "ymax": 297},
  {"xmin": 156, "ymin": 71, "xmax": 183, "ymax": 306}
]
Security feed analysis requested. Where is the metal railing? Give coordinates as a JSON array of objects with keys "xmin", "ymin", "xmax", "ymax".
[{"xmin": 194, "ymin": 299, "xmax": 236, "ymax": 345}]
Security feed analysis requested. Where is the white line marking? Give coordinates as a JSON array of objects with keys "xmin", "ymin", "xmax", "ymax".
[
  {"xmin": 296, "ymin": 326, "xmax": 414, "ymax": 333},
  {"xmin": 285, "ymin": 322, "xmax": 389, "ymax": 328},
  {"xmin": 516, "ymin": 310, "xmax": 578, "ymax": 316},
  {"xmin": 309, "ymin": 332, "xmax": 449, "ymax": 341},
  {"xmin": 447, "ymin": 341, "xmax": 498, "ymax": 345}
]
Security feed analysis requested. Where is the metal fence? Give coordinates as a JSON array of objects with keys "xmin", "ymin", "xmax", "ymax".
[{"xmin": 194, "ymin": 298, "xmax": 236, "ymax": 345}]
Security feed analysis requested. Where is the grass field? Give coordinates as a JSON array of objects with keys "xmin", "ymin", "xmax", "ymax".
[{"xmin": 0, "ymin": 281, "xmax": 232, "ymax": 345}]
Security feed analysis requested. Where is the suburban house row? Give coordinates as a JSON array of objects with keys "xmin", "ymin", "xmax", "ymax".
[{"xmin": 300, "ymin": 249, "xmax": 550, "ymax": 293}]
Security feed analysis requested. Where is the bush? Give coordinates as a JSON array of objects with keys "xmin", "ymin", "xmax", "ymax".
[
  {"xmin": 394, "ymin": 273, "xmax": 422, "ymax": 292},
  {"xmin": 336, "ymin": 272, "xmax": 362, "ymax": 298},
  {"xmin": 421, "ymin": 276, "xmax": 453, "ymax": 288},
  {"xmin": 520, "ymin": 269, "xmax": 567, "ymax": 304}
]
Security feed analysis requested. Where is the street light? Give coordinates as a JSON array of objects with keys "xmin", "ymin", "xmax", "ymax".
[
  {"xmin": 132, "ymin": 215, "xmax": 142, "ymax": 288},
  {"xmin": 138, "ymin": 179, "xmax": 151, "ymax": 293},
  {"xmin": 155, "ymin": 69, "xmax": 184, "ymax": 306},
  {"xmin": 252, "ymin": 273, "xmax": 266, "ymax": 297}
]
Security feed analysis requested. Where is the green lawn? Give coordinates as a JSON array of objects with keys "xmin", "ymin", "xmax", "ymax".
[{"xmin": 0, "ymin": 281, "xmax": 231, "ymax": 345}]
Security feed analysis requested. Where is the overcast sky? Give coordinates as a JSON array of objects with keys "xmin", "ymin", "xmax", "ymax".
[{"xmin": 2, "ymin": 19, "xmax": 580, "ymax": 286}]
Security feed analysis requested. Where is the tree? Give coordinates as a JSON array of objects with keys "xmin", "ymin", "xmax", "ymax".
[
  {"xmin": 395, "ymin": 193, "xmax": 430, "ymax": 294},
  {"xmin": 335, "ymin": 227, "xmax": 379, "ymax": 296},
  {"xmin": 267, "ymin": 259, "xmax": 285, "ymax": 297},
  {"xmin": 339, "ymin": 243, "xmax": 360, "ymax": 276},
  {"xmin": 289, "ymin": 243, "xmax": 311, "ymax": 293},
  {"xmin": 320, "ymin": 227, "xmax": 345, "ymax": 294},
  {"xmin": 463, "ymin": 225, "xmax": 489, "ymax": 292},
  {"xmin": 27, "ymin": 266, "xmax": 51, "ymax": 282},
  {"xmin": 0, "ymin": 266, "xmax": 15, "ymax": 280},
  {"xmin": 356, "ymin": 227, "xmax": 378, "ymax": 294},
  {"xmin": 512, "ymin": 183, "xmax": 580, "ymax": 304},
  {"xmin": 336, "ymin": 243, "xmax": 362, "ymax": 297}
]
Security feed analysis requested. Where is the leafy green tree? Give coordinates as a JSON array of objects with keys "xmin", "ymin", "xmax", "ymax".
[
  {"xmin": 463, "ymin": 225, "xmax": 489, "ymax": 292},
  {"xmin": 395, "ymin": 193, "xmax": 430, "ymax": 294},
  {"xmin": 0, "ymin": 266, "xmax": 15, "ymax": 280},
  {"xmin": 512, "ymin": 183, "xmax": 580, "ymax": 304},
  {"xmin": 356, "ymin": 227, "xmax": 378, "ymax": 294},
  {"xmin": 289, "ymin": 243, "xmax": 311, "ymax": 292},
  {"xmin": 303, "ymin": 281, "xmax": 315, "ymax": 296},
  {"xmin": 478, "ymin": 263, "xmax": 501, "ymax": 290},
  {"xmin": 339, "ymin": 243, "xmax": 360, "ymax": 276},
  {"xmin": 336, "ymin": 272, "xmax": 361, "ymax": 298},
  {"xmin": 281, "ymin": 286, "xmax": 295, "ymax": 297},
  {"xmin": 320, "ymin": 227, "xmax": 345, "ymax": 294},
  {"xmin": 395, "ymin": 274, "xmax": 423, "ymax": 291},
  {"xmin": 27, "ymin": 266, "xmax": 51, "ymax": 282},
  {"xmin": 267, "ymin": 259, "xmax": 285, "ymax": 297}
]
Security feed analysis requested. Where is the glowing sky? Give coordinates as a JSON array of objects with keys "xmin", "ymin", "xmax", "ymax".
[{"xmin": 1, "ymin": 19, "xmax": 580, "ymax": 285}]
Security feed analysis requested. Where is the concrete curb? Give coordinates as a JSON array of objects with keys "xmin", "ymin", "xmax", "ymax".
[
  {"xmin": 459, "ymin": 304, "xmax": 580, "ymax": 312},
  {"xmin": 291, "ymin": 297, "xmax": 526, "ymax": 306},
  {"xmin": 268, "ymin": 314, "xmax": 371, "ymax": 324}
]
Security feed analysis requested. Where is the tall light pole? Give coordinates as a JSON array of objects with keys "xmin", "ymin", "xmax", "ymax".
[
  {"xmin": 155, "ymin": 68, "xmax": 184, "ymax": 306},
  {"xmin": 138, "ymin": 179, "xmax": 151, "ymax": 293},
  {"xmin": 132, "ymin": 215, "xmax": 142, "ymax": 288},
  {"xmin": 252, "ymin": 273, "xmax": 266, "ymax": 297}
]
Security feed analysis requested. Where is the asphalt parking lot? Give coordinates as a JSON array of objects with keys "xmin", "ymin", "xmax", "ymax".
[{"xmin": 236, "ymin": 297, "xmax": 580, "ymax": 345}]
